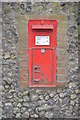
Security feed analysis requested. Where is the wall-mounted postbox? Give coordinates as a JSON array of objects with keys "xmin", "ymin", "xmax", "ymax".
[{"xmin": 28, "ymin": 20, "xmax": 57, "ymax": 87}]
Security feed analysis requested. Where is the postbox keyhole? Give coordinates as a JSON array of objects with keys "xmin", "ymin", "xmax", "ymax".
[
  {"xmin": 34, "ymin": 65, "xmax": 40, "ymax": 72},
  {"xmin": 35, "ymin": 67, "xmax": 37, "ymax": 71}
]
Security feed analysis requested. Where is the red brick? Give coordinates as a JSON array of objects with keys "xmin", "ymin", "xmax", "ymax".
[
  {"xmin": 58, "ymin": 21, "xmax": 67, "ymax": 29},
  {"xmin": 59, "ymin": 15, "xmax": 67, "ymax": 21},
  {"xmin": 20, "ymin": 81, "xmax": 28, "ymax": 87},
  {"xmin": 57, "ymin": 49, "xmax": 66, "ymax": 55},
  {"xmin": 20, "ymin": 74, "xmax": 28, "ymax": 81},
  {"xmin": 18, "ymin": 42, "xmax": 27, "ymax": 47},
  {"xmin": 18, "ymin": 49, "xmax": 27, "ymax": 55},
  {"xmin": 19, "ymin": 55, "xmax": 27, "ymax": 61},
  {"xmin": 57, "ymin": 35, "xmax": 66, "ymax": 42},
  {"xmin": 19, "ymin": 61, "xmax": 27, "ymax": 67},
  {"xmin": 57, "ymin": 55, "xmax": 66, "ymax": 61},
  {"xmin": 57, "ymin": 61, "xmax": 66, "ymax": 67},
  {"xmin": 57, "ymin": 42, "xmax": 66, "ymax": 48},
  {"xmin": 47, "ymin": 14, "xmax": 67, "ymax": 21},
  {"xmin": 56, "ymin": 82, "xmax": 65, "ymax": 87},
  {"xmin": 57, "ymin": 75, "xmax": 66, "ymax": 81},
  {"xmin": 57, "ymin": 29, "xmax": 66, "ymax": 35},
  {"xmin": 57, "ymin": 68, "xmax": 66, "ymax": 74},
  {"xmin": 20, "ymin": 68, "xmax": 28, "ymax": 76},
  {"xmin": 18, "ymin": 34, "xmax": 27, "ymax": 41}
]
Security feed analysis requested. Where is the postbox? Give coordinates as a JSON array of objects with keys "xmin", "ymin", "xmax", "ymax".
[{"xmin": 28, "ymin": 20, "xmax": 57, "ymax": 87}]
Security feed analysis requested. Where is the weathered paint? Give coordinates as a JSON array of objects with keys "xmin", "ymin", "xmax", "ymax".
[{"xmin": 28, "ymin": 20, "xmax": 57, "ymax": 87}]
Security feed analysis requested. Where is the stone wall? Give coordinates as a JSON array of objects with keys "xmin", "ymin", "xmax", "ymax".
[
  {"xmin": 2, "ymin": 2, "xmax": 79, "ymax": 119},
  {"xmin": 0, "ymin": 2, "xmax": 2, "ymax": 119}
]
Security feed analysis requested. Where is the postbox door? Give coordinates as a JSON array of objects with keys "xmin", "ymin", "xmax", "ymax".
[
  {"xmin": 31, "ymin": 48, "xmax": 54, "ymax": 86},
  {"xmin": 28, "ymin": 20, "xmax": 57, "ymax": 87}
]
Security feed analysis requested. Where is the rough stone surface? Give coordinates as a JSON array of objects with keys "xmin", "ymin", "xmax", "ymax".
[
  {"xmin": 71, "ymin": 94, "xmax": 77, "ymax": 99},
  {"xmin": 45, "ymin": 111, "xmax": 54, "ymax": 118},
  {"xmin": 30, "ymin": 93, "xmax": 39, "ymax": 101},
  {"xmin": 22, "ymin": 111, "xmax": 29, "ymax": 118},
  {"xmin": 3, "ymin": 52, "xmax": 10, "ymax": 60},
  {"xmin": 69, "ymin": 82, "xmax": 77, "ymax": 89},
  {"xmin": 1, "ymin": 2, "xmax": 79, "ymax": 119},
  {"xmin": 23, "ymin": 95, "xmax": 29, "ymax": 102}
]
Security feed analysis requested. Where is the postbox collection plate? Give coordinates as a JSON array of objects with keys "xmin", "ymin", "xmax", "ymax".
[
  {"xmin": 28, "ymin": 20, "xmax": 57, "ymax": 87},
  {"xmin": 35, "ymin": 36, "xmax": 50, "ymax": 45}
]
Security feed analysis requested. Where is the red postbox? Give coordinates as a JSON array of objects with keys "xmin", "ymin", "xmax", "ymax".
[{"xmin": 28, "ymin": 20, "xmax": 57, "ymax": 87}]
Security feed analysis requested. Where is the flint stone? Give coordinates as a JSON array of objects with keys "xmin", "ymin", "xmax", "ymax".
[
  {"xmin": 45, "ymin": 95, "xmax": 49, "ymax": 100},
  {"xmin": 9, "ymin": 89, "xmax": 15, "ymax": 93},
  {"xmin": 16, "ymin": 113, "xmax": 21, "ymax": 118},
  {"xmin": 18, "ymin": 98, "xmax": 23, "ymax": 102},
  {"xmin": 67, "ymin": 89, "xmax": 74, "ymax": 94},
  {"xmin": 6, "ymin": 78, "xmax": 12, "ymax": 85},
  {"xmin": 5, "ymin": 103, "xmax": 12, "ymax": 106},
  {"xmin": 23, "ymin": 95, "xmax": 29, "ymax": 102},
  {"xmin": 45, "ymin": 111, "xmax": 54, "ymax": 118},
  {"xmin": 17, "ymin": 103, "xmax": 22, "ymax": 107},
  {"xmin": 4, "ymin": 105, "xmax": 13, "ymax": 117},
  {"xmin": 38, "ymin": 100, "xmax": 46, "ymax": 106},
  {"xmin": 18, "ymin": 92, "xmax": 23, "ymax": 98},
  {"xmin": 29, "ymin": 102, "xmax": 37, "ymax": 110},
  {"xmin": 71, "ymin": 94, "xmax": 77, "ymax": 99},
  {"xmin": 46, "ymin": 99, "xmax": 53, "ymax": 105},
  {"xmin": 30, "ymin": 93, "xmax": 39, "ymax": 101},
  {"xmin": 34, "ymin": 114, "xmax": 38, "ymax": 118},
  {"xmin": 68, "ymin": 26, "xmax": 76, "ymax": 33},
  {"xmin": 0, "ymin": 108, "xmax": 2, "ymax": 119},
  {"xmin": 23, "ymin": 103, "xmax": 30, "ymax": 107},
  {"xmin": 35, "ymin": 108, "xmax": 39, "ymax": 114},
  {"xmin": 14, "ymin": 107, "xmax": 20, "ymax": 113},
  {"xmin": 36, "ymin": 89, "xmax": 45, "ymax": 95},
  {"xmin": 31, "ymin": 114, "xmax": 38, "ymax": 118},
  {"xmin": 69, "ymin": 82, "xmax": 76, "ymax": 89},
  {"xmin": 39, "ymin": 95, "xmax": 44, "ymax": 100},
  {"xmin": 28, "ymin": 109, "xmax": 34, "ymax": 115},
  {"xmin": 57, "ymin": 88, "xmax": 62, "ymax": 93},
  {"xmin": 62, "ymin": 97, "xmax": 70, "ymax": 104},
  {"xmin": 75, "ymin": 89, "xmax": 79, "ymax": 94},
  {"xmin": 70, "ymin": 100, "xmax": 75, "ymax": 105},
  {"xmin": 39, "ymin": 111, "xmax": 45, "ymax": 117},
  {"xmin": 53, "ymin": 94, "xmax": 59, "ymax": 101},
  {"xmin": 41, "ymin": 104, "xmax": 52, "ymax": 111},
  {"xmin": 52, "ymin": 105, "xmax": 60, "ymax": 111},
  {"xmin": 22, "ymin": 111, "xmax": 29, "ymax": 118},
  {"xmin": 74, "ymin": 98, "xmax": 79, "ymax": 103},
  {"xmin": 4, "ymin": 52, "xmax": 10, "ymax": 60},
  {"xmin": 23, "ymin": 90, "xmax": 29, "ymax": 95},
  {"xmin": 59, "ymin": 92, "xmax": 65, "ymax": 98},
  {"xmin": 13, "ymin": 102, "xmax": 17, "ymax": 107},
  {"xmin": 11, "ymin": 54, "xmax": 17, "ymax": 59},
  {"xmin": 64, "ymin": 110, "xmax": 72, "ymax": 117},
  {"xmin": 5, "ymin": 85, "xmax": 9, "ymax": 89},
  {"xmin": 49, "ymin": 91, "xmax": 56, "ymax": 97},
  {"xmin": 15, "ymin": 88, "xmax": 19, "ymax": 94},
  {"xmin": 21, "ymin": 107, "xmax": 26, "ymax": 113},
  {"xmin": 5, "ymin": 92, "xmax": 13, "ymax": 99}
]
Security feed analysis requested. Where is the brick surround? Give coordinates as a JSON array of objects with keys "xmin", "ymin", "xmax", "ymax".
[{"xmin": 18, "ymin": 14, "xmax": 67, "ymax": 87}]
